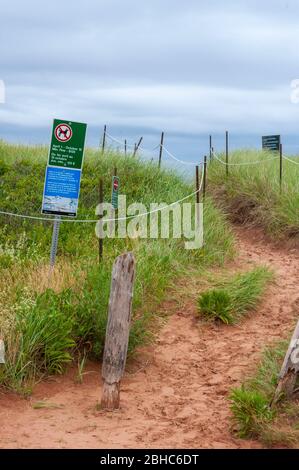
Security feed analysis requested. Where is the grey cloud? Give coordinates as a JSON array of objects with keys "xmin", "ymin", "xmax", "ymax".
[{"xmin": 1, "ymin": 0, "xmax": 299, "ymax": 150}]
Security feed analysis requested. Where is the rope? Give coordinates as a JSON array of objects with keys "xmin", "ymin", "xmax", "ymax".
[
  {"xmin": 0, "ymin": 167, "xmax": 205, "ymax": 224},
  {"xmin": 105, "ymin": 132, "xmax": 160, "ymax": 153},
  {"xmin": 212, "ymin": 150, "xmax": 279, "ymax": 166},
  {"xmin": 282, "ymin": 155, "xmax": 299, "ymax": 165},
  {"xmin": 106, "ymin": 131, "xmax": 202, "ymax": 166},
  {"xmin": 162, "ymin": 145, "xmax": 202, "ymax": 166}
]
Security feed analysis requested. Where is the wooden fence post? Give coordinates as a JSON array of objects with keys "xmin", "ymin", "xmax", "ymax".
[
  {"xmin": 101, "ymin": 125, "xmax": 107, "ymax": 153},
  {"xmin": 279, "ymin": 143, "xmax": 283, "ymax": 193},
  {"xmin": 158, "ymin": 131, "xmax": 164, "ymax": 168},
  {"xmin": 272, "ymin": 319, "xmax": 299, "ymax": 404},
  {"xmin": 101, "ymin": 252, "xmax": 136, "ymax": 410},
  {"xmin": 196, "ymin": 165, "xmax": 200, "ymax": 204},
  {"xmin": 98, "ymin": 178, "xmax": 103, "ymax": 263},
  {"xmin": 225, "ymin": 130, "xmax": 229, "ymax": 177},
  {"xmin": 203, "ymin": 156, "xmax": 207, "ymax": 200},
  {"xmin": 209, "ymin": 135, "xmax": 212, "ymax": 161},
  {"xmin": 133, "ymin": 137, "xmax": 143, "ymax": 157}
]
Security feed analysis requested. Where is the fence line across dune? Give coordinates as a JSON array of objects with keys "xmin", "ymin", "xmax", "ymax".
[
  {"xmin": 104, "ymin": 128, "xmax": 299, "ymax": 169},
  {"xmin": 0, "ymin": 166, "xmax": 205, "ymax": 224},
  {"xmin": 105, "ymin": 130, "xmax": 204, "ymax": 167},
  {"xmin": 211, "ymin": 150, "xmax": 279, "ymax": 166},
  {"xmin": 1, "ymin": 129, "xmax": 298, "ymax": 226}
]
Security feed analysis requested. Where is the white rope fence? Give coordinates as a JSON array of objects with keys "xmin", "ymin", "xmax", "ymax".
[
  {"xmin": 105, "ymin": 132, "xmax": 160, "ymax": 153},
  {"xmin": 162, "ymin": 145, "xmax": 202, "ymax": 166},
  {"xmin": 106, "ymin": 131, "xmax": 202, "ymax": 166},
  {"xmin": 282, "ymin": 155, "xmax": 299, "ymax": 165},
  {"xmin": 0, "ymin": 166, "xmax": 205, "ymax": 224},
  {"xmin": 212, "ymin": 150, "xmax": 279, "ymax": 166},
  {"xmin": 212, "ymin": 148, "xmax": 299, "ymax": 167}
]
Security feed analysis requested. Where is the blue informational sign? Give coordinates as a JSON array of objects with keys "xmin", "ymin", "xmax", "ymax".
[{"xmin": 42, "ymin": 166, "xmax": 82, "ymax": 217}]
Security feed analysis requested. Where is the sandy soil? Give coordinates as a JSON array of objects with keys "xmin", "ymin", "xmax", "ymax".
[{"xmin": 0, "ymin": 227, "xmax": 298, "ymax": 449}]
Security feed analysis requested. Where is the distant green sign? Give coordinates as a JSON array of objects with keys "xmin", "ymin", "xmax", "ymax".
[
  {"xmin": 48, "ymin": 119, "xmax": 87, "ymax": 169},
  {"xmin": 111, "ymin": 176, "xmax": 120, "ymax": 209},
  {"xmin": 262, "ymin": 135, "xmax": 280, "ymax": 152}
]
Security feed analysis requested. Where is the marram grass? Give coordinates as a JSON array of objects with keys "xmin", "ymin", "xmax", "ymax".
[
  {"xmin": 0, "ymin": 142, "xmax": 235, "ymax": 392},
  {"xmin": 208, "ymin": 149, "xmax": 299, "ymax": 242},
  {"xmin": 197, "ymin": 266, "xmax": 273, "ymax": 324}
]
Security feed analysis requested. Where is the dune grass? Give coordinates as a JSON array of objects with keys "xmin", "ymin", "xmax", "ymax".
[
  {"xmin": 208, "ymin": 149, "xmax": 299, "ymax": 242},
  {"xmin": 0, "ymin": 142, "xmax": 235, "ymax": 393},
  {"xmin": 197, "ymin": 266, "xmax": 273, "ymax": 324},
  {"xmin": 230, "ymin": 341, "xmax": 299, "ymax": 447}
]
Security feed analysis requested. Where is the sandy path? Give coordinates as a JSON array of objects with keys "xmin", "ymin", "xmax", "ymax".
[{"xmin": 0, "ymin": 227, "xmax": 298, "ymax": 449}]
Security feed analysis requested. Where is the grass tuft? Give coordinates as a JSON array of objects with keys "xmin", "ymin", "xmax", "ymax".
[
  {"xmin": 197, "ymin": 266, "xmax": 273, "ymax": 323},
  {"xmin": 230, "ymin": 387, "xmax": 275, "ymax": 438},
  {"xmin": 230, "ymin": 340, "xmax": 299, "ymax": 447}
]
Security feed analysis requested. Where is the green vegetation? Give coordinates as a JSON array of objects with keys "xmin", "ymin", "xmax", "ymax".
[
  {"xmin": 208, "ymin": 150, "xmax": 299, "ymax": 242},
  {"xmin": 0, "ymin": 141, "xmax": 235, "ymax": 393},
  {"xmin": 230, "ymin": 387, "xmax": 275, "ymax": 438},
  {"xmin": 230, "ymin": 341, "xmax": 299, "ymax": 447},
  {"xmin": 197, "ymin": 266, "xmax": 273, "ymax": 324}
]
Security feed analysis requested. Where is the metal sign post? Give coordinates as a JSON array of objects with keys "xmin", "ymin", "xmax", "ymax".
[
  {"xmin": 50, "ymin": 216, "xmax": 61, "ymax": 269},
  {"xmin": 111, "ymin": 175, "xmax": 120, "ymax": 210}
]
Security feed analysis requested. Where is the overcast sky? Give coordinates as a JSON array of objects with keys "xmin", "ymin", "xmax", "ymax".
[{"xmin": 1, "ymin": 0, "xmax": 299, "ymax": 157}]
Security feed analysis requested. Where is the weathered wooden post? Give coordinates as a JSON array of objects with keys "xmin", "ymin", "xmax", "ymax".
[
  {"xmin": 203, "ymin": 156, "xmax": 207, "ymax": 200},
  {"xmin": 0, "ymin": 339, "xmax": 5, "ymax": 364},
  {"xmin": 101, "ymin": 252, "xmax": 136, "ymax": 410},
  {"xmin": 132, "ymin": 137, "xmax": 143, "ymax": 157},
  {"xmin": 225, "ymin": 130, "xmax": 229, "ymax": 177},
  {"xmin": 279, "ymin": 143, "xmax": 283, "ymax": 193},
  {"xmin": 272, "ymin": 319, "xmax": 299, "ymax": 404},
  {"xmin": 158, "ymin": 131, "xmax": 164, "ymax": 168},
  {"xmin": 196, "ymin": 165, "xmax": 200, "ymax": 204},
  {"xmin": 98, "ymin": 178, "xmax": 103, "ymax": 263},
  {"xmin": 101, "ymin": 125, "xmax": 107, "ymax": 153}
]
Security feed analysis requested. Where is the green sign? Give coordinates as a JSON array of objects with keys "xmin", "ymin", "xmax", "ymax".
[
  {"xmin": 262, "ymin": 135, "xmax": 280, "ymax": 152},
  {"xmin": 111, "ymin": 176, "xmax": 120, "ymax": 209},
  {"xmin": 48, "ymin": 119, "xmax": 87, "ymax": 169}
]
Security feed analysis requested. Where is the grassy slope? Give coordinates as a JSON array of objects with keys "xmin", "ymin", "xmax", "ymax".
[
  {"xmin": 208, "ymin": 149, "xmax": 299, "ymax": 242},
  {"xmin": 0, "ymin": 141, "xmax": 234, "ymax": 392},
  {"xmin": 207, "ymin": 148, "xmax": 299, "ymax": 447},
  {"xmin": 230, "ymin": 341, "xmax": 299, "ymax": 447}
]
